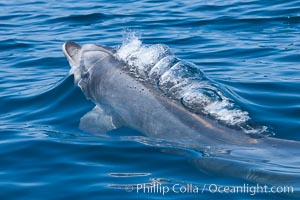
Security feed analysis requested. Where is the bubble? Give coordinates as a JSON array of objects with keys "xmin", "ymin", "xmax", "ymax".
[{"xmin": 149, "ymin": 55, "xmax": 178, "ymax": 81}]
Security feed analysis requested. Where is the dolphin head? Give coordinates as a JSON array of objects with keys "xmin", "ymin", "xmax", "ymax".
[{"xmin": 62, "ymin": 41, "xmax": 116, "ymax": 84}]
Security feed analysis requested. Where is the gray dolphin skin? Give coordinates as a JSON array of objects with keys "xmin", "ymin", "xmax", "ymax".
[{"xmin": 63, "ymin": 41, "xmax": 300, "ymax": 194}]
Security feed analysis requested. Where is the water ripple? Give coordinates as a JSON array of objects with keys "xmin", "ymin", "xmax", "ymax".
[{"xmin": 0, "ymin": 0, "xmax": 299, "ymax": 199}]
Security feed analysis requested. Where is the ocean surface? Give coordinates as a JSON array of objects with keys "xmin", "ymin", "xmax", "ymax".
[{"xmin": 1, "ymin": 0, "xmax": 300, "ymax": 199}]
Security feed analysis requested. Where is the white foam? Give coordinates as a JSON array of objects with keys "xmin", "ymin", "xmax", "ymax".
[
  {"xmin": 116, "ymin": 33, "xmax": 142, "ymax": 61},
  {"xmin": 116, "ymin": 33, "xmax": 171, "ymax": 79},
  {"xmin": 115, "ymin": 32, "xmax": 267, "ymax": 134}
]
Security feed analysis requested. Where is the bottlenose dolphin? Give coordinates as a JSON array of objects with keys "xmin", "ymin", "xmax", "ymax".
[{"xmin": 62, "ymin": 41, "xmax": 300, "ymax": 193}]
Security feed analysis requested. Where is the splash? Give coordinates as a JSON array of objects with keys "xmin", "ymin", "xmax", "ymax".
[
  {"xmin": 115, "ymin": 32, "xmax": 268, "ymax": 135},
  {"xmin": 117, "ymin": 32, "xmax": 171, "ymax": 79}
]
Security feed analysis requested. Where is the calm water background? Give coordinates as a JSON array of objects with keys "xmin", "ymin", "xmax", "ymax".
[{"xmin": 1, "ymin": 0, "xmax": 300, "ymax": 199}]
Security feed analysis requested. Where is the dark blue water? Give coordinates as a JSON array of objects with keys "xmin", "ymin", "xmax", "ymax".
[{"xmin": 1, "ymin": 0, "xmax": 300, "ymax": 199}]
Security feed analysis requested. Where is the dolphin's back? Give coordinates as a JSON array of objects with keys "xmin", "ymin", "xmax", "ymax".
[{"xmin": 87, "ymin": 54, "xmax": 252, "ymax": 148}]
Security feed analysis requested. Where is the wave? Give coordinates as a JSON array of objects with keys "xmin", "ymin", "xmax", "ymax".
[{"xmin": 1, "ymin": 76, "xmax": 93, "ymax": 129}]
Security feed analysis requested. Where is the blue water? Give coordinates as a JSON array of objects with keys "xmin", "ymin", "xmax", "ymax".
[{"xmin": 1, "ymin": 0, "xmax": 300, "ymax": 199}]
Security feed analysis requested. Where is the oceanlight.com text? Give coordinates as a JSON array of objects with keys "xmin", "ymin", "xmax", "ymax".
[{"xmin": 124, "ymin": 181, "xmax": 294, "ymax": 196}]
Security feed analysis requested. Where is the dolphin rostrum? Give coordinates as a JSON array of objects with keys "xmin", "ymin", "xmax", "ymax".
[{"xmin": 62, "ymin": 41, "xmax": 300, "ymax": 193}]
